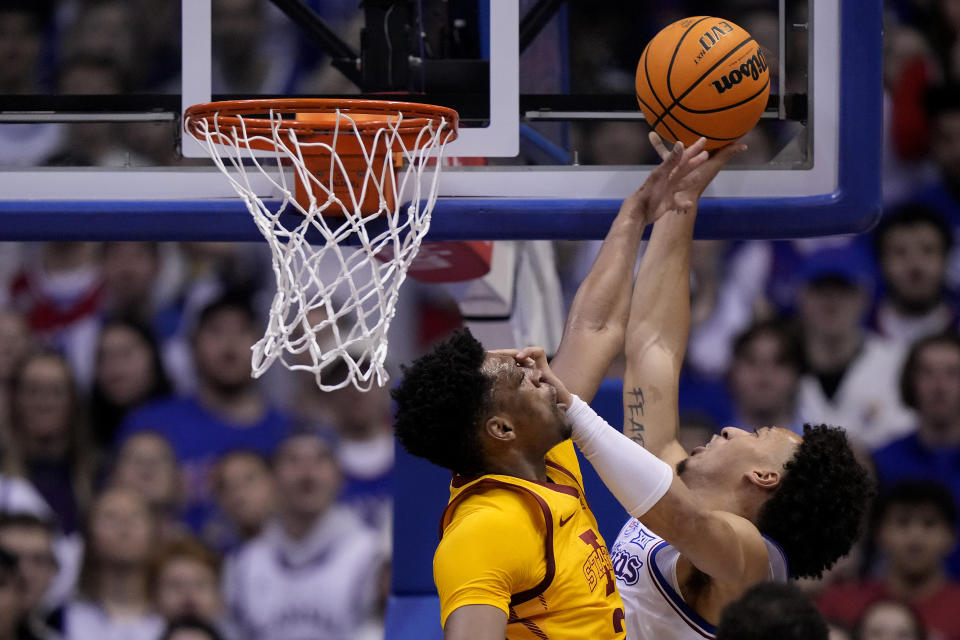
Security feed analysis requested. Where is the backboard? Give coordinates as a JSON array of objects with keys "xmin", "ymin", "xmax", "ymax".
[{"xmin": 0, "ymin": 0, "xmax": 880, "ymax": 241}]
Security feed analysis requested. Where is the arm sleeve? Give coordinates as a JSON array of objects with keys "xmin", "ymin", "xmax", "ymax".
[
  {"xmin": 567, "ymin": 394, "xmax": 674, "ymax": 517},
  {"xmin": 434, "ymin": 496, "xmax": 543, "ymax": 627}
]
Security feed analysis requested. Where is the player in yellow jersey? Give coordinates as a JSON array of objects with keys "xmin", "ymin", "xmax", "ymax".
[{"xmin": 392, "ymin": 138, "xmax": 727, "ymax": 640}]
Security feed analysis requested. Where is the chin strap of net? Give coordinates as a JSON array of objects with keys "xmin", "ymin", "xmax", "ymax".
[{"xmin": 189, "ymin": 109, "xmax": 455, "ymax": 391}]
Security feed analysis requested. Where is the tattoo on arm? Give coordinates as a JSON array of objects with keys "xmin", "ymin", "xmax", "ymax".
[{"xmin": 627, "ymin": 387, "xmax": 646, "ymax": 447}]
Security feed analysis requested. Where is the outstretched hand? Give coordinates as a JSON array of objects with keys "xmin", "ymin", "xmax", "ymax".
[
  {"xmin": 621, "ymin": 136, "xmax": 708, "ymax": 226},
  {"xmin": 647, "ymin": 133, "xmax": 746, "ymax": 219}
]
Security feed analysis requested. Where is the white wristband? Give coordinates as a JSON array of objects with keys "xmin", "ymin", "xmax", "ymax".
[{"xmin": 567, "ymin": 394, "xmax": 674, "ymax": 518}]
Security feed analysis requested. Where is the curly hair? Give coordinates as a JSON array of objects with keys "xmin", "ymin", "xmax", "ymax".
[
  {"xmin": 756, "ymin": 424, "xmax": 874, "ymax": 579},
  {"xmin": 392, "ymin": 328, "xmax": 494, "ymax": 475}
]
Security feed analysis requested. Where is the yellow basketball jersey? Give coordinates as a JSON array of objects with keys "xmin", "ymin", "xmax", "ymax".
[{"xmin": 434, "ymin": 439, "xmax": 626, "ymax": 640}]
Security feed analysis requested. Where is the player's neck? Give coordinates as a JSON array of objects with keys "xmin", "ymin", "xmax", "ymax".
[
  {"xmin": 686, "ymin": 479, "xmax": 758, "ymax": 521},
  {"xmin": 483, "ymin": 451, "xmax": 549, "ymax": 483}
]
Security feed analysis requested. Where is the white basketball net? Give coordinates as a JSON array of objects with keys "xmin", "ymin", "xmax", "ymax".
[{"xmin": 186, "ymin": 107, "xmax": 456, "ymax": 391}]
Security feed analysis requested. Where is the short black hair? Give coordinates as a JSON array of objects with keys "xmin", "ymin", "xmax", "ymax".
[
  {"xmin": 873, "ymin": 204, "xmax": 954, "ymax": 258},
  {"xmin": 757, "ymin": 424, "xmax": 874, "ymax": 579},
  {"xmin": 731, "ymin": 319, "xmax": 803, "ymax": 372},
  {"xmin": 193, "ymin": 293, "xmax": 258, "ymax": 337},
  {"xmin": 392, "ymin": 328, "xmax": 493, "ymax": 476},
  {"xmin": 900, "ymin": 331, "xmax": 960, "ymax": 409},
  {"xmin": 716, "ymin": 582, "xmax": 828, "ymax": 640},
  {"xmin": 872, "ymin": 480, "xmax": 958, "ymax": 532},
  {"xmin": 161, "ymin": 616, "xmax": 225, "ymax": 640},
  {"xmin": 926, "ymin": 83, "xmax": 960, "ymax": 120}
]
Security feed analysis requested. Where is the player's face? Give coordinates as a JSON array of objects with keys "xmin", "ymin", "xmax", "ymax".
[
  {"xmin": 679, "ymin": 426, "xmax": 801, "ymax": 489},
  {"xmin": 483, "ymin": 353, "xmax": 570, "ymax": 450}
]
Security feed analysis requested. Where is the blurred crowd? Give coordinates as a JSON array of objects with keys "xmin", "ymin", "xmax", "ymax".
[{"xmin": 2, "ymin": 1, "xmax": 960, "ymax": 640}]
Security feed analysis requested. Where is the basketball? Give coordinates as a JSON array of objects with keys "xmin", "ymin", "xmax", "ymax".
[{"xmin": 636, "ymin": 16, "xmax": 770, "ymax": 150}]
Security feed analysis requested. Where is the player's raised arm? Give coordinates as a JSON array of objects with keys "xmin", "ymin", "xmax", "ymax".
[
  {"xmin": 550, "ymin": 139, "xmax": 708, "ymax": 403},
  {"xmin": 622, "ymin": 134, "xmax": 743, "ymax": 462},
  {"xmin": 443, "ymin": 606, "xmax": 507, "ymax": 640}
]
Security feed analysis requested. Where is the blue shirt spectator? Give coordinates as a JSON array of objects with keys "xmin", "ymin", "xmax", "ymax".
[
  {"xmin": 119, "ymin": 295, "xmax": 291, "ymax": 531},
  {"xmin": 873, "ymin": 331, "xmax": 960, "ymax": 578}
]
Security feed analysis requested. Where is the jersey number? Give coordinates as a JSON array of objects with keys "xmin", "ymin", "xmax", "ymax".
[{"xmin": 613, "ymin": 607, "xmax": 625, "ymax": 633}]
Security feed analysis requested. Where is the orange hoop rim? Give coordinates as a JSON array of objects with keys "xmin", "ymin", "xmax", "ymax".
[{"xmin": 183, "ymin": 98, "xmax": 459, "ymax": 142}]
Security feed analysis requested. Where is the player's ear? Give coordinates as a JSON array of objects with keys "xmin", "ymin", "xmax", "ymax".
[
  {"xmin": 484, "ymin": 415, "xmax": 516, "ymax": 442},
  {"xmin": 747, "ymin": 468, "xmax": 782, "ymax": 491}
]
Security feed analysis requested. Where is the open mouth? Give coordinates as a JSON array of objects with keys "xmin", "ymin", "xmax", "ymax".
[{"xmin": 691, "ymin": 446, "xmax": 706, "ymax": 455}]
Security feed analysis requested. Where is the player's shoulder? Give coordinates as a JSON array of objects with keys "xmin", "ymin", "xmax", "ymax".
[{"xmin": 713, "ymin": 511, "xmax": 773, "ymax": 579}]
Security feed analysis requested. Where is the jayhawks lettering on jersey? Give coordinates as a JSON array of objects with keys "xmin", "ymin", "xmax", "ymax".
[
  {"xmin": 610, "ymin": 518, "xmax": 789, "ymax": 639},
  {"xmin": 224, "ymin": 506, "xmax": 383, "ymax": 640}
]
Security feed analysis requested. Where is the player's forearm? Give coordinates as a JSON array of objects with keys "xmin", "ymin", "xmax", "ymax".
[
  {"xmin": 626, "ymin": 204, "xmax": 698, "ymax": 367},
  {"xmin": 552, "ymin": 197, "xmax": 648, "ymax": 401}
]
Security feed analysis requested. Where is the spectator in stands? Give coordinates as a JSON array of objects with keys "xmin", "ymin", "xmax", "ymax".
[
  {"xmin": 99, "ymin": 243, "xmax": 162, "ymax": 326},
  {"xmin": 224, "ymin": 431, "xmax": 383, "ymax": 640},
  {"xmin": 795, "ymin": 245, "xmax": 914, "ymax": 450},
  {"xmin": 0, "ymin": 2, "xmax": 63, "ymax": 168},
  {"xmin": 716, "ymin": 582, "xmax": 828, "ymax": 640},
  {"xmin": 60, "ymin": 0, "xmax": 139, "ymax": 86},
  {"xmin": 120, "ymin": 295, "xmax": 291, "ymax": 532},
  {"xmin": 874, "ymin": 332, "xmax": 960, "ymax": 577},
  {"xmin": 147, "ymin": 538, "xmax": 224, "ymax": 630},
  {"xmin": 852, "ymin": 599, "xmax": 926, "ymax": 640},
  {"xmin": 110, "ymin": 431, "xmax": 185, "ymax": 542},
  {"xmin": 0, "ymin": 310, "xmax": 32, "ymax": 435},
  {"xmin": 161, "ymin": 616, "xmax": 224, "ymax": 640},
  {"xmin": 206, "ymin": 450, "xmax": 274, "ymax": 553},
  {"xmin": 871, "ymin": 205, "xmax": 958, "ymax": 344},
  {"xmin": 91, "ymin": 319, "xmax": 172, "ymax": 448},
  {"xmin": 727, "ymin": 319, "xmax": 803, "ymax": 432},
  {"xmin": 0, "ymin": 547, "xmax": 29, "ymax": 640},
  {"xmin": 818, "ymin": 481, "xmax": 960, "ymax": 638},
  {"xmin": 8, "ymin": 243, "xmax": 103, "ymax": 386},
  {"xmin": 0, "ymin": 515, "xmax": 61, "ymax": 638},
  {"xmin": 295, "ymin": 359, "xmax": 394, "ymax": 535},
  {"xmin": 64, "ymin": 487, "xmax": 163, "ymax": 640},
  {"xmin": 43, "ymin": 56, "xmax": 137, "ymax": 167},
  {"xmin": 9, "ymin": 351, "xmax": 96, "ymax": 536},
  {"xmin": 212, "ymin": 0, "xmax": 300, "ymax": 95}
]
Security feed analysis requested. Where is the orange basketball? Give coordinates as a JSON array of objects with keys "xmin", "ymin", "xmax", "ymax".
[{"xmin": 635, "ymin": 16, "xmax": 770, "ymax": 150}]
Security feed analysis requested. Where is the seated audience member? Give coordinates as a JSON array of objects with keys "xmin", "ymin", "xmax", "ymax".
[
  {"xmin": 0, "ymin": 548, "xmax": 30, "ymax": 640},
  {"xmin": 853, "ymin": 599, "xmax": 927, "ymax": 640},
  {"xmin": 119, "ymin": 295, "xmax": 292, "ymax": 532},
  {"xmin": 818, "ymin": 481, "xmax": 960, "ymax": 638},
  {"xmin": 716, "ymin": 582, "xmax": 828, "ymax": 640},
  {"xmin": 296, "ymin": 359, "xmax": 394, "ymax": 535},
  {"xmin": 727, "ymin": 319, "xmax": 804, "ymax": 432},
  {"xmin": 9, "ymin": 351, "xmax": 96, "ymax": 535},
  {"xmin": 206, "ymin": 451, "xmax": 274, "ymax": 554},
  {"xmin": 8, "ymin": 243, "xmax": 103, "ymax": 386},
  {"xmin": 795, "ymin": 246, "xmax": 914, "ymax": 449},
  {"xmin": 110, "ymin": 431, "xmax": 185, "ymax": 542},
  {"xmin": 91, "ymin": 319, "xmax": 172, "ymax": 449},
  {"xmin": 64, "ymin": 487, "xmax": 163, "ymax": 640},
  {"xmin": 871, "ymin": 205, "xmax": 958, "ymax": 345},
  {"xmin": 224, "ymin": 431, "xmax": 383, "ymax": 640},
  {"xmin": 147, "ymin": 538, "xmax": 224, "ymax": 630},
  {"xmin": 0, "ymin": 515, "xmax": 62, "ymax": 637},
  {"xmin": 161, "ymin": 616, "xmax": 224, "ymax": 640},
  {"xmin": 874, "ymin": 332, "xmax": 960, "ymax": 576}
]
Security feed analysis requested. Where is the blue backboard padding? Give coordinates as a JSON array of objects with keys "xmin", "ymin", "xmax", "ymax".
[
  {"xmin": 0, "ymin": 0, "xmax": 881, "ymax": 241},
  {"xmin": 391, "ymin": 378, "xmax": 628, "ymax": 596}
]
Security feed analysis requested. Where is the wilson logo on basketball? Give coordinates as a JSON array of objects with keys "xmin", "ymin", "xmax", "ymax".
[
  {"xmin": 711, "ymin": 48, "xmax": 768, "ymax": 95},
  {"xmin": 695, "ymin": 21, "xmax": 734, "ymax": 63}
]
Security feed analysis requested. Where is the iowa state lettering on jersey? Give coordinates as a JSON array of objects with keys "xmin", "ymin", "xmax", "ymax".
[{"xmin": 579, "ymin": 529, "xmax": 617, "ymax": 596}]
